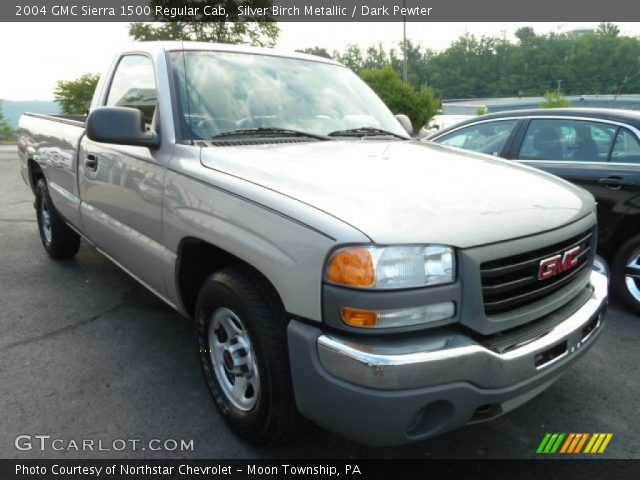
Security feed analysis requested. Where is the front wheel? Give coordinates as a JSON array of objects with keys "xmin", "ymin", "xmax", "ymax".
[
  {"xmin": 612, "ymin": 233, "xmax": 640, "ymax": 315},
  {"xmin": 195, "ymin": 265, "xmax": 304, "ymax": 445},
  {"xmin": 35, "ymin": 179, "xmax": 81, "ymax": 259}
]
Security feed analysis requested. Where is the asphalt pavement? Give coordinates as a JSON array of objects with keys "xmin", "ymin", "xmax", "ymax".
[{"xmin": 0, "ymin": 144, "xmax": 638, "ymax": 459}]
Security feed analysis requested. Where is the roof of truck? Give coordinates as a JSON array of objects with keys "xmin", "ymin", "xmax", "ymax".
[{"xmin": 124, "ymin": 41, "xmax": 341, "ymax": 66}]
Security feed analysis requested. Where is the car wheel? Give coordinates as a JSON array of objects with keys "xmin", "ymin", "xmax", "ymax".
[
  {"xmin": 195, "ymin": 265, "xmax": 304, "ymax": 445},
  {"xmin": 612, "ymin": 233, "xmax": 640, "ymax": 315},
  {"xmin": 35, "ymin": 178, "xmax": 81, "ymax": 259}
]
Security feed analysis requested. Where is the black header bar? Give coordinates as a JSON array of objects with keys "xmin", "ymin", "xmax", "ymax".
[
  {"xmin": 4, "ymin": 0, "xmax": 639, "ymax": 22},
  {"xmin": 1, "ymin": 459, "xmax": 639, "ymax": 480}
]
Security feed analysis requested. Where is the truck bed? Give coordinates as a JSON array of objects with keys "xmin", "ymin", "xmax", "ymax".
[
  {"xmin": 18, "ymin": 112, "xmax": 87, "ymax": 229},
  {"xmin": 23, "ymin": 112, "xmax": 86, "ymax": 127}
]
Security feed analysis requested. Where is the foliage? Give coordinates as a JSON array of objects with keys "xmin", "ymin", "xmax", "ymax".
[
  {"xmin": 540, "ymin": 91, "xmax": 572, "ymax": 108},
  {"xmin": 54, "ymin": 73, "xmax": 100, "ymax": 115},
  {"xmin": 597, "ymin": 22, "xmax": 620, "ymax": 37},
  {"xmin": 476, "ymin": 107, "xmax": 488, "ymax": 115},
  {"xmin": 417, "ymin": 86, "xmax": 440, "ymax": 125},
  {"xmin": 360, "ymin": 67, "xmax": 439, "ymax": 131},
  {"xmin": 331, "ymin": 40, "xmax": 435, "ymax": 88},
  {"xmin": 296, "ymin": 47, "xmax": 332, "ymax": 59},
  {"xmin": 0, "ymin": 101, "xmax": 15, "ymax": 141},
  {"xmin": 129, "ymin": 1, "xmax": 279, "ymax": 47},
  {"xmin": 319, "ymin": 23, "xmax": 640, "ymax": 100}
]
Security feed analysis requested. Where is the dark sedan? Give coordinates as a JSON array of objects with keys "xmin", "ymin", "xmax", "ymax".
[{"xmin": 429, "ymin": 108, "xmax": 640, "ymax": 314}]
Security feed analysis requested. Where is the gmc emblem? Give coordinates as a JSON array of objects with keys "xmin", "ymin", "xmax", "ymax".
[{"xmin": 538, "ymin": 246, "xmax": 582, "ymax": 280}]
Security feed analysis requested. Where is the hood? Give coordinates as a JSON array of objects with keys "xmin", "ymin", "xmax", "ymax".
[{"xmin": 200, "ymin": 140, "xmax": 594, "ymax": 248}]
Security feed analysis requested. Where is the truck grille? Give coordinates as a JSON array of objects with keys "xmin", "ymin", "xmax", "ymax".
[{"xmin": 480, "ymin": 229, "xmax": 593, "ymax": 316}]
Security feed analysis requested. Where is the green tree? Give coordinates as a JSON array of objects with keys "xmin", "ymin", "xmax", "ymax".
[
  {"xmin": 389, "ymin": 40, "xmax": 434, "ymax": 89},
  {"xmin": 332, "ymin": 23, "xmax": 640, "ymax": 100},
  {"xmin": 515, "ymin": 27, "xmax": 536, "ymax": 45},
  {"xmin": 363, "ymin": 43, "xmax": 390, "ymax": 71},
  {"xmin": 129, "ymin": 1, "xmax": 279, "ymax": 47},
  {"xmin": 334, "ymin": 43, "xmax": 392, "ymax": 73},
  {"xmin": 597, "ymin": 22, "xmax": 620, "ymax": 37},
  {"xmin": 0, "ymin": 101, "xmax": 15, "ymax": 142},
  {"xmin": 421, "ymin": 34, "xmax": 514, "ymax": 99},
  {"xmin": 334, "ymin": 45, "xmax": 365, "ymax": 72},
  {"xmin": 360, "ymin": 67, "xmax": 439, "ymax": 131},
  {"xmin": 54, "ymin": 73, "xmax": 100, "ymax": 115},
  {"xmin": 296, "ymin": 47, "xmax": 332, "ymax": 59},
  {"xmin": 540, "ymin": 91, "xmax": 572, "ymax": 108}
]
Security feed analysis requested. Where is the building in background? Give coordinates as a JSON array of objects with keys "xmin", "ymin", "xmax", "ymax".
[
  {"xmin": 567, "ymin": 28, "xmax": 594, "ymax": 38},
  {"xmin": 442, "ymin": 94, "xmax": 640, "ymax": 115}
]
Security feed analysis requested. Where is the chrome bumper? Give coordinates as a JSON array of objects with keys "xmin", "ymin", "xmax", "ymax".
[{"xmin": 317, "ymin": 269, "xmax": 607, "ymax": 391}]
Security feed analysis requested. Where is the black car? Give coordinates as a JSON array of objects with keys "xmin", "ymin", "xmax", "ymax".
[{"xmin": 430, "ymin": 108, "xmax": 640, "ymax": 314}]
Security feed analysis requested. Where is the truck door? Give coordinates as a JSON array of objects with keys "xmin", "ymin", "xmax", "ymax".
[{"xmin": 79, "ymin": 54, "xmax": 167, "ymax": 295}]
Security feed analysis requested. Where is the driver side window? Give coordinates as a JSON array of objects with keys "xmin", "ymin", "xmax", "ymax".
[
  {"xmin": 436, "ymin": 120, "xmax": 518, "ymax": 156},
  {"xmin": 106, "ymin": 55, "xmax": 157, "ymax": 126}
]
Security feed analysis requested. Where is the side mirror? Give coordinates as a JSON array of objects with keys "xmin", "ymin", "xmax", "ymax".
[
  {"xmin": 86, "ymin": 107, "xmax": 160, "ymax": 149},
  {"xmin": 395, "ymin": 114, "xmax": 413, "ymax": 136}
]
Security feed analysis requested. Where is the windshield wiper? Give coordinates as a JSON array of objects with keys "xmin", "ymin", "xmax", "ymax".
[
  {"xmin": 212, "ymin": 127, "xmax": 331, "ymax": 141},
  {"xmin": 327, "ymin": 127, "xmax": 409, "ymax": 139}
]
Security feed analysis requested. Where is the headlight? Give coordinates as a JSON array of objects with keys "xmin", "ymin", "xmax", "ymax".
[{"xmin": 325, "ymin": 245, "xmax": 455, "ymax": 289}]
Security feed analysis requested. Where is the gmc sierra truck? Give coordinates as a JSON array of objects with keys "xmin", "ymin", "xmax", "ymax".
[{"xmin": 18, "ymin": 42, "xmax": 608, "ymax": 446}]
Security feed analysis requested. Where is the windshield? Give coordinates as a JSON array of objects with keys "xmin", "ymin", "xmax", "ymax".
[{"xmin": 169, "ymin": 50, "xmax": 408, "ymax": 140}]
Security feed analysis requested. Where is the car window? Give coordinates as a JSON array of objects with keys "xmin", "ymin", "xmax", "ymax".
[
  {"xmin": 611, "ymin": 128, "xmax": 640, "ymax": 164},
  {"xmin": 518, "ymin": 119, "xmax": 616, "ymax": 162},
  {"xmin": 106, "ymin": 55, "xmax": 157, "ymax": 125},
  {"xmin": 435, "ymin": 120, "xmax": 518, "ymax": 156}
]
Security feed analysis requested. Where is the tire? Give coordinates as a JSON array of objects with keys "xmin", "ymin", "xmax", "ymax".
[
  {"xmin": 612, "ymin": 233, "xmax": 640, "ymax": 315},
  {"xmin": 195, "ymin": 265, "xmax": 304, "ymax": 445},
  {"xmin": 35, "ymin": 178, "xmax": 81, "ymax": 259}
]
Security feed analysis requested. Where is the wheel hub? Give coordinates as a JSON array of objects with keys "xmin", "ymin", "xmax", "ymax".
[
  {"xmin": 624, "ymin": 248, "xmax": 640, "ymax": 303},
  {"xmin": 223, "ymin": 350, "xmax": 234, "ymax": 371},
  {"xmin": 40, "ymin": 198, "xmax": 52, "ymax": 244},
  {"xmin": 208, "ymin": 308, "xmax": 260, "ymax": 411}
]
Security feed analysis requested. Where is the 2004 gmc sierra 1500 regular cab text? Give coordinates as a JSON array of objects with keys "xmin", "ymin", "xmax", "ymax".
[{"xmin": 18, "ymin": 42, "xmax": 608, "ymax": 446}]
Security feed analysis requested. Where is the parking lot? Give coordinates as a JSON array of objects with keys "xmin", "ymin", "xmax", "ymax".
[{"xmin": 0, "ymin": 144, "xmax": 638, "ymax": 459}]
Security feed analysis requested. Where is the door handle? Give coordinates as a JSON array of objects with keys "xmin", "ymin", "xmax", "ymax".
[
  {"xmin": 85, "ymin": 154, "xmax": 98, "ymax": 171},
  {"xmin": 598, "ymin": 176, "xmax": 635, "ymax": 189}
]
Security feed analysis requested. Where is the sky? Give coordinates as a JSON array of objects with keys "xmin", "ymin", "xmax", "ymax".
[{"xmin": 2, "ymin": 22, "xmax": 640, "ymax": 101}]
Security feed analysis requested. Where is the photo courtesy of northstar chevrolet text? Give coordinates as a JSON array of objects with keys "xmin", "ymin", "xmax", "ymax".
[{"xmin": 0, "ymin": 0, "xmax": 639, "ymax": 478}]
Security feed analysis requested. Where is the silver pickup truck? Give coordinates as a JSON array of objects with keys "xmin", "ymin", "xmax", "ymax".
[{"xmin": 18, "ymin": 42, "xmax": 608, "ymax": 447}]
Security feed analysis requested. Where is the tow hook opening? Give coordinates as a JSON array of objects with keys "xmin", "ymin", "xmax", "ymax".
[
  {"xmin": 406, "ymin": 400, "xmax": 454, "ymax": 438},
  {"xmin": 534, "ymin": 341, "xmax": 568, "ymax": 368},
  {"xmin": 581, "ymin": 315, "xmax": 601, "ymax": 342},
  {"xmin": 470, "ymin": 403, "xmax": 503, "ymax": 423}
]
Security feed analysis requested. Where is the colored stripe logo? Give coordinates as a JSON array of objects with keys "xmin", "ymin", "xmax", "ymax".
[{"xmin": 537, "ymin": 433, "xmax": 613, "ymax": 454}]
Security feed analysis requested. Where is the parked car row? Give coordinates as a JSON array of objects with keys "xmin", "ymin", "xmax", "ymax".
[
  {"xmin": 418, "ymin": 114, "xmax": 474, "ymax": 138},
  {"xmin": 428, "ymin": 108, "xmax": 640, "ymax": 314}
]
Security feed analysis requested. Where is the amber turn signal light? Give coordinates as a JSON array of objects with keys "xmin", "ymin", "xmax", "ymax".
[
  {"xmin": 340, "ymin": 307, "xmax": 378, "ymax": 327},
  {"xmin": 326, "ymin": 247, "xmax": 376, "ymax": 288}
]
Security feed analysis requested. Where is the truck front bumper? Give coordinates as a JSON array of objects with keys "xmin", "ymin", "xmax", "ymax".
[{"xmin": 287, "ymin": 269, "xmax": 608, "ymax": 446}]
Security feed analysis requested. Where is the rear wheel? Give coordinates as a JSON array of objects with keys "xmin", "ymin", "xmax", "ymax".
[
  {"xmin": 35, "ymin": 179, "xmax": 81, "ymax": 259},
  {"xmin": 195, "ymin": 265, "xmax": 303, "ymax": 445},
  {"xmin": 612, "ymin": 233, "xmax": 640, "ymax": 315}
]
